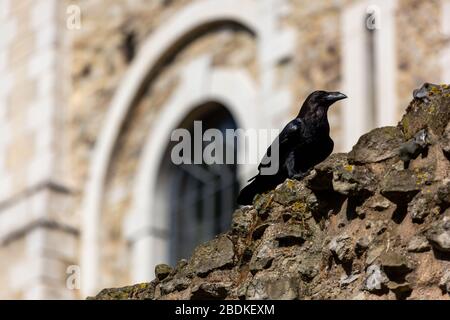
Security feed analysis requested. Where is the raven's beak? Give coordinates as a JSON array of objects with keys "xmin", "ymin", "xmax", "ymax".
[{"xmin": 326, "ymin": 92, "xmax": 347, "ymax": 103}]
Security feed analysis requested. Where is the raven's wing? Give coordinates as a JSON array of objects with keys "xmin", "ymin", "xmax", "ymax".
[{"xmin": 256, "ymin": 118, "xmax": 305, "ymax": 175}]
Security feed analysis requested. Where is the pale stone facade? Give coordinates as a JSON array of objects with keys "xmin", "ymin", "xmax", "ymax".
[
  {"xmin": 0, "ymin": 0, "xmax": 77, "ymax": 299},
  {"xmin": 0, "ymin": 0, "xmax": 448, "ymax": 299}
]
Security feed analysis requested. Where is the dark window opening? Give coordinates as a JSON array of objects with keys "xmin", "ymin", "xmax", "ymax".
[
  {"xmin": 121, "ymin": 30, "xmax": 137, "ymax": 63},
  {"xmin": 166, "ymin": 102, "xmax": 240, "ymax": 264},
  {"xmin": 365, "ymin": 10, "xmax": 378, "ymax": 129}
]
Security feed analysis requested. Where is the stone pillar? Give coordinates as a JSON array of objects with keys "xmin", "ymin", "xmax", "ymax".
[{"xmin": 0, "ymin": 0, "xmax": 77, "ymax": 299}]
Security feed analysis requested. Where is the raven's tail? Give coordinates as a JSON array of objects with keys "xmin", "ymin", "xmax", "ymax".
[{"xmin": 237, "ymin": 178, "xmax": 266, "ymax": 205}]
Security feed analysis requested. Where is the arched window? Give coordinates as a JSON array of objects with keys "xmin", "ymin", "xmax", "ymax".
[
  {"xmin": 162, "ymin": 102, "xmax": 239, "ymax": 264},
  {"xmin": 80, "ymin": 0, "xmax": 295, "ymax": 295}
]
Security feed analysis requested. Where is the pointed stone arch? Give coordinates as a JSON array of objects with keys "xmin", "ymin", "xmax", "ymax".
[{"xmin": 80, "ymin": 0, "xmax": 295, "ymax": 296}]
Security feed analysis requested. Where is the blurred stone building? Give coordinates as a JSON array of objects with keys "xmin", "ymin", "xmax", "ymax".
[{"xmin": 0, "ymin": 0, "xmax": 449, "ymax": 299}]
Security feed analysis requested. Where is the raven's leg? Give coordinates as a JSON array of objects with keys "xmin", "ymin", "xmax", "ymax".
[
  {"xmin": 285, "ymin": 152, "xmax": 310, "ymax": 180},
  {"xmin": 285, "ymin": 152, "xmax": 297, "ymax": 178}
]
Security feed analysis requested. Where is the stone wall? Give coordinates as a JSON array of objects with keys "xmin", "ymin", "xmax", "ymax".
[
  {"xmin": 94, "ymin": 84, "xmax": 450, "ymax": 300},
  {"xmin": 67, "ymin": 0, "xmax": 193, "ymax": 189}
]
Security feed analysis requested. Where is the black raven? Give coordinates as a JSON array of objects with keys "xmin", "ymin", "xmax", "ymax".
[{"xmin": 237, "ymin": 90, "xmax": 347, "ymax": 205}]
